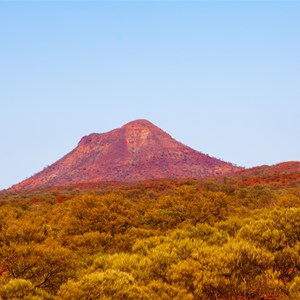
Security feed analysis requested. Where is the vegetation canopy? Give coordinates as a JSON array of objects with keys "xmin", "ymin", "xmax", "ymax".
[{"xmin": 1, "ymin": 174, "xmax": 300, "ymax": 299}]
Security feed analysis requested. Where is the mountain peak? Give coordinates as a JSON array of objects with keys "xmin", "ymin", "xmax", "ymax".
[
  {"xmin": 10, "ymin": 120, "xmax": 242, "ymax": 191},
  {"xmin": 122, "ymin": 119, "xmax": 156, "ymax": 129},
  {"xmin": 121, "ymin": 119, "xmax": 168, "ymax": 138}
]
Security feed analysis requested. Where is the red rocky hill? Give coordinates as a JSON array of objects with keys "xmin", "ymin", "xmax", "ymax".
[
  {"xmin": 230, "ymin": 161, "xmax": 300, "ymax": 187},
  {"xmin": 10, "ymin": 119, "xmax": 242, "ymax": 191}
]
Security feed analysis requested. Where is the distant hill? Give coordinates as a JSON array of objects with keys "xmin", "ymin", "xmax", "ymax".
[
  {"xmin": 228, "ymin": 161, "xmax": 300, "ymax": 187},
  {"xmin": 10, "ymin": 119, "xmax": 241, "ymax": 191}
]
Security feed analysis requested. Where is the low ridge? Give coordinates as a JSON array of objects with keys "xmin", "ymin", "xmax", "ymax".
[{"xmin": 10, "ymin": 119, "xmax": 242, "ymax": 191}]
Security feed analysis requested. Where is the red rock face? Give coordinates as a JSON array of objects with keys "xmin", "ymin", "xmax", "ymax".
[{"xmin": 10, "ymin": 119, "xmax": 242, "ymax": 191}]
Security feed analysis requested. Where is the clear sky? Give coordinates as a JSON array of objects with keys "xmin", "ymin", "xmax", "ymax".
[{"xmin": 1, "ymin": 1, "xmax": 299, "ymax": 190}]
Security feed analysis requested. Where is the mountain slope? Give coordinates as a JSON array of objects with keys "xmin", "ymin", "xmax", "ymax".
[{"xmin": 10, "ymin": 119, "xmax": 241, "ymax": 191}]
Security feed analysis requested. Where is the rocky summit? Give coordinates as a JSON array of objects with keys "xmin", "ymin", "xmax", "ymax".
[{"xmin": 10, "ymin": 119, "xmax": 241, "ymax": 191}]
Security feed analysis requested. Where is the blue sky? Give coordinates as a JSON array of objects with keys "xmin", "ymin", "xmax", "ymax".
[{"xmin": 1, "ymin": 1, "xmax": 299, "ymax": 190}]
